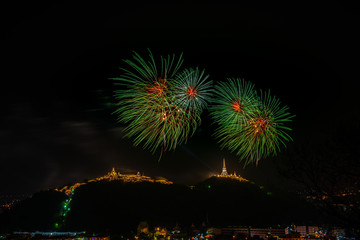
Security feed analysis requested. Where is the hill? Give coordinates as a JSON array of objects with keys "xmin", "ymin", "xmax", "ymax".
[
  {"xmin": 195, "ymin": 177, "xmax": 321, "ymax": 226},
  {"xmin": 0, "ymin": 174, "xmax": 327, "ymax": 234}
]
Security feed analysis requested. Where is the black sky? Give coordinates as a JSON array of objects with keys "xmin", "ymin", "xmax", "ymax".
[{"xmin": 1, "ymin": 2, "xmax": 358, "ymax": 195}]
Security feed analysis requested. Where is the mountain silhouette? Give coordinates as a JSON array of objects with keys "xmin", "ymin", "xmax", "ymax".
[{"xmin": 0, "ymin": 176, "xmax": 325, "ymax": 234}]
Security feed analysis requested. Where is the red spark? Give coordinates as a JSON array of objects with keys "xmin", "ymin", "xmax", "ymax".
[
  {"xmin": 148, "ymin": 78, "xmax": 167, "ymax": 97},
  {"xmin": 186, "ymin": 86, "xmax": 197, "ymax": 98},
  {"xmin": 250, "ymin": 117, "xmax": 268, "ymax": 134},
  {"xmin": 231, "ymin": 100, "xmax": 242, "ymax": 112}
]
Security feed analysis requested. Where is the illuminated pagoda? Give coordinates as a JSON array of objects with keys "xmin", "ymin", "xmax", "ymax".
[
  {"xmin": 108, "ymin": 167, "xmax": 119, "ymax": 180},
  {"xmin": 221, "ymin": 158, "xmax": 228, "ymax": 175},
  {"xmin": 214, "ymin": 159, "xmax": 249, "ymax": 182}
]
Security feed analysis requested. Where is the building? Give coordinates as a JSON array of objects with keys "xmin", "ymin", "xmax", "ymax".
[
  {"xmin": 221, "ymin": 158, "xmax": 228, "ymax": 175},
  {"xmin": 295, "ymin": 225, "xmax": 319, "ymax": 237},
  {"xmin": 55, "ymin": 168, "xmax": 173, "ymax": 195},
  {"xmin": 220, "ymin": 227, "xmax": 286, "ymax": 238},
  {"xmin": 220, "ymin": 227, "xmax": 249, "ymax": 236},
  {"xmin": 214, "ymin": 159, "xmax": 249, "ymax": 182},
  {"xmin": 249, "ymin": 228, "xmax": 285, "ymax": 238}
]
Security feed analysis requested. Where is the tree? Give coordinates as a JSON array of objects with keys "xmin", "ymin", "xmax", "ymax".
[{"xmin": 275, "ymin": 112, "xmax": 360, "ymax": 228}]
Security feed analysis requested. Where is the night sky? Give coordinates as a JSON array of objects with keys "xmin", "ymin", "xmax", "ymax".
[{"xmin": 1, "ymin": 3, "xmax": 358, "ymax": 196}]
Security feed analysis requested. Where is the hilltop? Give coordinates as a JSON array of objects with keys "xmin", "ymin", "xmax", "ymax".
[{"xmin": 54, "ymin": 168, "xmax": 173, "ymax": 195}]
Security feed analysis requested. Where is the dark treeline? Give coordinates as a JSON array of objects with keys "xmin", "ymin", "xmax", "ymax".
[
  {"xmin": 275, "ymin": 110, "xmax": 360, "ymax": 228},
  {"xmin": 0, "ymin": 190, "xmax": 66, "ymax": 231}
]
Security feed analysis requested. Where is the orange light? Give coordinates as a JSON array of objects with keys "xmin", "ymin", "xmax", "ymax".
[
  {"xmin": 148, "ymin": 79, "xmax": 167, "ymax": 97},
  {"xmin": 231, "ymin": 100, "xmax": 242, "ymax": 112},
  {"xmin": 186, "ymin": 86, "xmax": 197, "ymax": 98},
  {"xmin": 250, "ymin": 117, "xmax": 268, "ymax": 134}
]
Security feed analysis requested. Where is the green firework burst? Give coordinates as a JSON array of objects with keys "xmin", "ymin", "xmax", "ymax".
[
  {"xmin": 172, "ymin": 68, "xmax": 213, "ymax": 113},
  {"xmin": 210, "ymin": 78, "xmax": 258, "ymax": 127},
  {"xmin": 211, "ymin": 78, "xmax": 294, "ymax": 166},
  {"xmin": 113, "ymin": 50, "xmax": 212, "ymax": 155}
]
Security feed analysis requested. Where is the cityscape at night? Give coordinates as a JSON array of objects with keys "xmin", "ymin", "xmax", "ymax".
[{"xmin": 1, "ymin": 2, "xmax": 359, "ymax": 240}]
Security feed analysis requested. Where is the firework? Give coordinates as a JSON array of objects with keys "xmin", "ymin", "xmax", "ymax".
[
  {"xmin": 211, "ymin": 78, "xmax": 294, "ymax": 166},
  {"xmin": 172, "ymin": 68, "xmax": 213, "ymax": 113},
  {"xmin": 113, "ymin": 50, "xmax": 212, "ymax": 155},
  {"xmin": 210, "ymin": 78, "xmax": 258, "ymax": 127}
]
